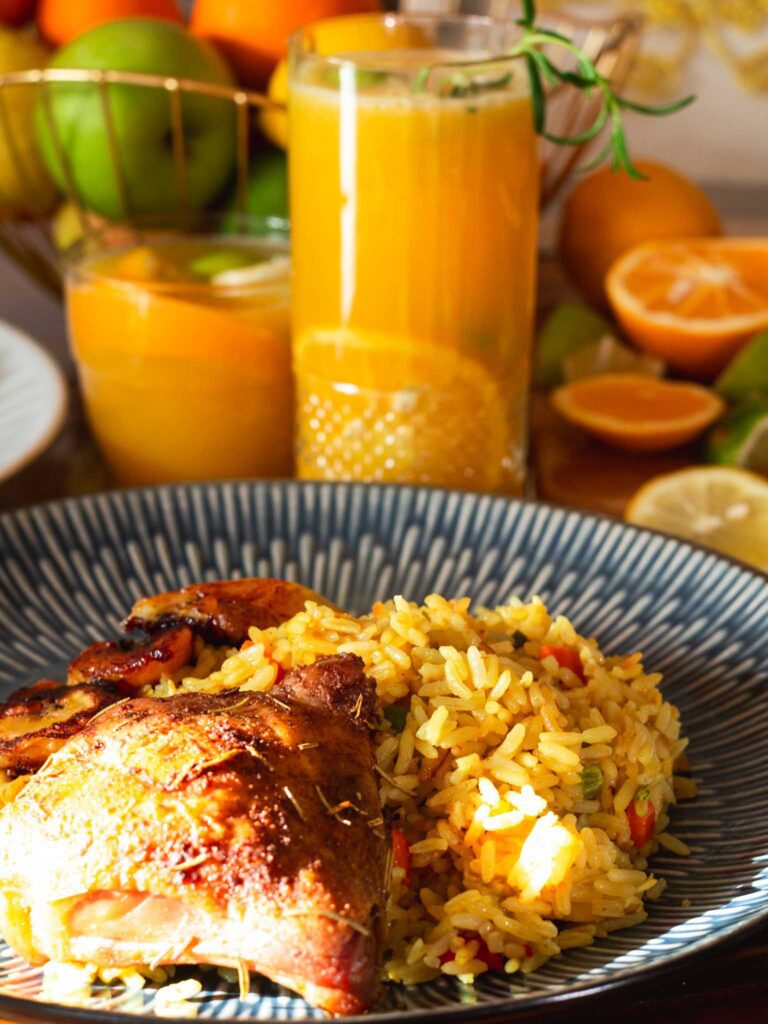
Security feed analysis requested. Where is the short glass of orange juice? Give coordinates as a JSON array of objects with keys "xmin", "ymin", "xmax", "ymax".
[
  {"xmin": 289, "ymin": 12, "xmax": 539, "ymax": 493},
  {"xmin": 64, "ymin": 215, "xmax": 293, "ymax": 487}
]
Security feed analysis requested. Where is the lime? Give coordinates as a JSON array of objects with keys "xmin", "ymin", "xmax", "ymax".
[
  {"xmin": 188, "ymin": 249, "xmax": 256, "ymax": 280},
  {"xmin": 714, "ymin": 330, "xmax": 768, "ymax": 403},
  {"xmin": 535, "ymin": 303, "xmax": 612, "ymax": 388},
  {"xmin": 704, "ymin": 401, "xmax": 768, "ymax": 474}
]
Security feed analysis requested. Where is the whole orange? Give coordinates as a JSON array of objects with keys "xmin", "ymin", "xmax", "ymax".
[
  {"xmin": 190, "ymin": 0, "xmax": 381, "ymax": 89},
  {"xmin": 559, "ymin": 160, "xmax": 722, "ymax": 308},
  {"xmin": 0, "ymin": 0, "xmax": 36, "ymax": 26},
  {"xmin": 37, "ymin": 0, "xmax": 182, "ymax": 47}
]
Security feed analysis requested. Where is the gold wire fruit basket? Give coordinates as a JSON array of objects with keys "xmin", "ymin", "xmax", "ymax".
[{"xmin": 0, "ymin": 10, "xmax": 640, "ymax": 298}]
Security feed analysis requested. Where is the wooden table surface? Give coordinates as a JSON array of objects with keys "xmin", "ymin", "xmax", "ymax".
[{"xmin": 1, "ymin": 237, "xmax": 767, "ymax": 1023}]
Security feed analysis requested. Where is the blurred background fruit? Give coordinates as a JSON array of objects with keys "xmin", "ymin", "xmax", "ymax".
[
  {"xmin": 34, "ymin": 18, "xmax": 236, "ymax": 220},
  {"xmin": 50, "ymin": 199, "xmax": 114, "ymax": 251},
  {"xmin": 625, "ymin": 466, "xmax": 768, "ymax": 572},
  {"xmin": 714, "ymin": 331, "xmax": 768, "ymax": 404},
  {"xmin": 223, "ymin": 146, "xmax": 288, "ymax": 228},
  {"xmin": 704, "ymin": 402, "xmax": 768, "ymax": 475},
  {"xmin": 0, "ymin": 0, "xmax": 36, "ymax": 26},
  {"xmin": 36, "ymin": 0, "xmax": 182, "ymax": 47},
  {"xmin": 261, "ymin": 58, "xmax": 288, "ymax": 150},
  {"xmin": 551, "ymin": 373, "xmax": 724, "ymax": 452},
  {"xmin": 260, "ymin": 13, "xmax": 427, "ymax": 149},
  {"xmin": 606, "ymin": 238, "xmax": 768, "ymax": 379},
  {"xmin": 51, "ymin": 198, "xmax": 81, "ymax": 250},
  {"xmin": 0, "ymin": 26, "xmax": 58, "ymax": 217},
  {"xmin": 535, "ymin": 303, "xmax": 612, "ymax": 388},
  {"xmin": 558, "ymin": 160, "xmax": 722, "ymax": 307},
  {"xmin": 562, "ymin": 335, "xmax": 665, "ymax": 383},
  {"xmin": 190, "ymin": 0, "xmax": 381, "ymax": 89}
]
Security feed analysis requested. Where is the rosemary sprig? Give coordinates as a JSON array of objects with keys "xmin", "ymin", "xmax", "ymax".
[{"xmin": 512, "ymin": 0, "xmax": 694, "ymax": 179}]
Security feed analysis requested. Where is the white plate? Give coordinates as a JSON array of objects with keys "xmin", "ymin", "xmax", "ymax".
[{"xmin": 0, "ymin": 319, "xmax": 67, "ymax": 484}]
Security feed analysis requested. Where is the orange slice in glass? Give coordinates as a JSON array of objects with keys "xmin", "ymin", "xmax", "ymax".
[
  {"xmin": 294, "ymin": 329, "xmax": 510, "ymax": 490},
  {"xmin": 606, "ymin": 239, "xmax": 768, "ymax": 378},
  {"xmin": 550, "ymin": 373, "xmax": 725, "ymax": 452}
]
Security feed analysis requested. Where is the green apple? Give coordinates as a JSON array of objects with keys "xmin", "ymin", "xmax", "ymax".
[
  {"xmin": 222, "ymin": 145, "xmax": 288, "ymax": 232},
  {"xmin": 35, "ymin": 18, "xmax": 237, "ymax": 220},
  {"xmin": 0, "ymin": 27, "xmax": 58, "ymax": 217}
]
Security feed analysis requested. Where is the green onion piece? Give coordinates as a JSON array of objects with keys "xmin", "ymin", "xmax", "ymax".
[
  {"xmin": 384, "ymin": 704, "xmax": 408, "ymax": 733},
  {"xmin": 581, "ymin": 765, "xmax": 603, "ymax": 799},
  {"xmin": 512, "ymin": 630, "xmax": 528, "ymax": 649},
  {"xmin": 635, "ymin": 785, "xmax": 650, "ymax": 803}
]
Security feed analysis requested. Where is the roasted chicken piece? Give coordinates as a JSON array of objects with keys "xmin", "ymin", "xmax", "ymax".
[
  {"xmin": 124, "ymin": 578, "xmax": 337, "ymax": 645},
  {"xmin": 68, "ymin": 626, "xmax": 194, "ymax": 691},
  {"xmin": 0, "ymin": 680, "xmax": 121, "ymax": 778},
  {"xmin": 0, "ymin": 654, "xmax": 387, "ymax": 1016}
]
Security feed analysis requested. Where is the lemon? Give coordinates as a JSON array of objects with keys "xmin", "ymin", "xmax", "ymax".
[
  {"xmin": 260, "ymin": 59, "xmax": 288, "ymax": 150},
  {"xmin": 715, "ymin": 330, "xmax": 768, "ymax": 403},
  {"xmin": 51, "ymin": 199, "xmax": 84, "ymax": 251},
  {"xmin": 259, "ymin": 15, "xmax": 425, "ymax": 150},
  {"xmin": 0, "ymin": 27, "xmax": 58, "ymax": 216},
  {"xmin": 704, "ymin": 402, "xmax": 768, "ymax": 474},
  {"xmin": 625, "ymin": 466, "xmax": 768, "ymax": 572}
]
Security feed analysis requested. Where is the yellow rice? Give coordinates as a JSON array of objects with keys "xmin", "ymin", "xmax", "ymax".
[{"xmin": 149, "ymin": 593, "xmax": 694, "ymax": 985}]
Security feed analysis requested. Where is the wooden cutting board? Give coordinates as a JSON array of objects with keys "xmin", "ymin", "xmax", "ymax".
[{"xmin": 531, "ymin": 392, "xmax": 698, "ymax": 517}]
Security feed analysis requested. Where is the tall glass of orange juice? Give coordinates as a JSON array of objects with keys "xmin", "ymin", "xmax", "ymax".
[
  {"xmin": 289, "ymin": 13, "xmax": 538, "ymax": 493},
  {"xmin": 64, "ymin": 215, "xmax": 293, "ymax": 487}
]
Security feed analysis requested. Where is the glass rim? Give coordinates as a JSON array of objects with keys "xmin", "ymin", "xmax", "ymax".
[
  {"xmin": 62, "ymin": 212, "xmax": 292, "ymax": 299},
  {"xmin": 288, "ymin": 11, "xmax": 522, "ymax": 73}
]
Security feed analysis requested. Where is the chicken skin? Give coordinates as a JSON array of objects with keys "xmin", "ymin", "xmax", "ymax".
[
  {"xmin": 0, "ymin": 680, "xmax": 122, "ymax": 778},
  {"xmin": 0, "ymin": 654, "xmax": 387, "ymax": 1016},
  {"xmin": 67, "ymin": 626, "xmax": 195, "ymax": 691},
  {"xmin": 2, "ymin": 579, "xmax": 338, "ymax": 784},
  {"xmin": 124, "ymin": 578, "xmax": 338, "ymax": 645}
]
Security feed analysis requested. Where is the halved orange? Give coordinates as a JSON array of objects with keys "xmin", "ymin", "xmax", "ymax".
[
  {"xmin": 551, "ymin": 373, "xmax": 725, "ymax": 452},
  {"xmin": 606, "ymin": 238, "xmax": 768, "ymax": 378}
]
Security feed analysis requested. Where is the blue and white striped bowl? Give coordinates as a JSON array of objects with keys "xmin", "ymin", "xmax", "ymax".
[{"xmin": 1, "ymin": 481, "xmax": 767, "ymax": 1023}]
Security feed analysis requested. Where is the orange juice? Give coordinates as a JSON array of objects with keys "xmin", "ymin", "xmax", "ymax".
[
  {"xmin": 289, "ymin": 16, "xmax": 539, "ymax": 493},
  {"xmin": 65, "ymin": 228, "xmax": 293, "ymax": 486}
]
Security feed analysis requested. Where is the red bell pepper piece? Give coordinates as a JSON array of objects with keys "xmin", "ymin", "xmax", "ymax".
[
  {"xmin": 539, "ymin": 644, "xmax": 586, "ymax": 684},
  {"xmin": 439, "ymin": 937, "xmax": 505, "ymax": 971},
  {"xmin": 476, "ymin": 944, "xmax": 505, "ymax": 971},
  {"xmin": 626, "ymin": 789, "xmax": 657, "ymax": 848},
  {"xmin": 391, "ymin": 827, "xmax": 411, "ymax": 886}
]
